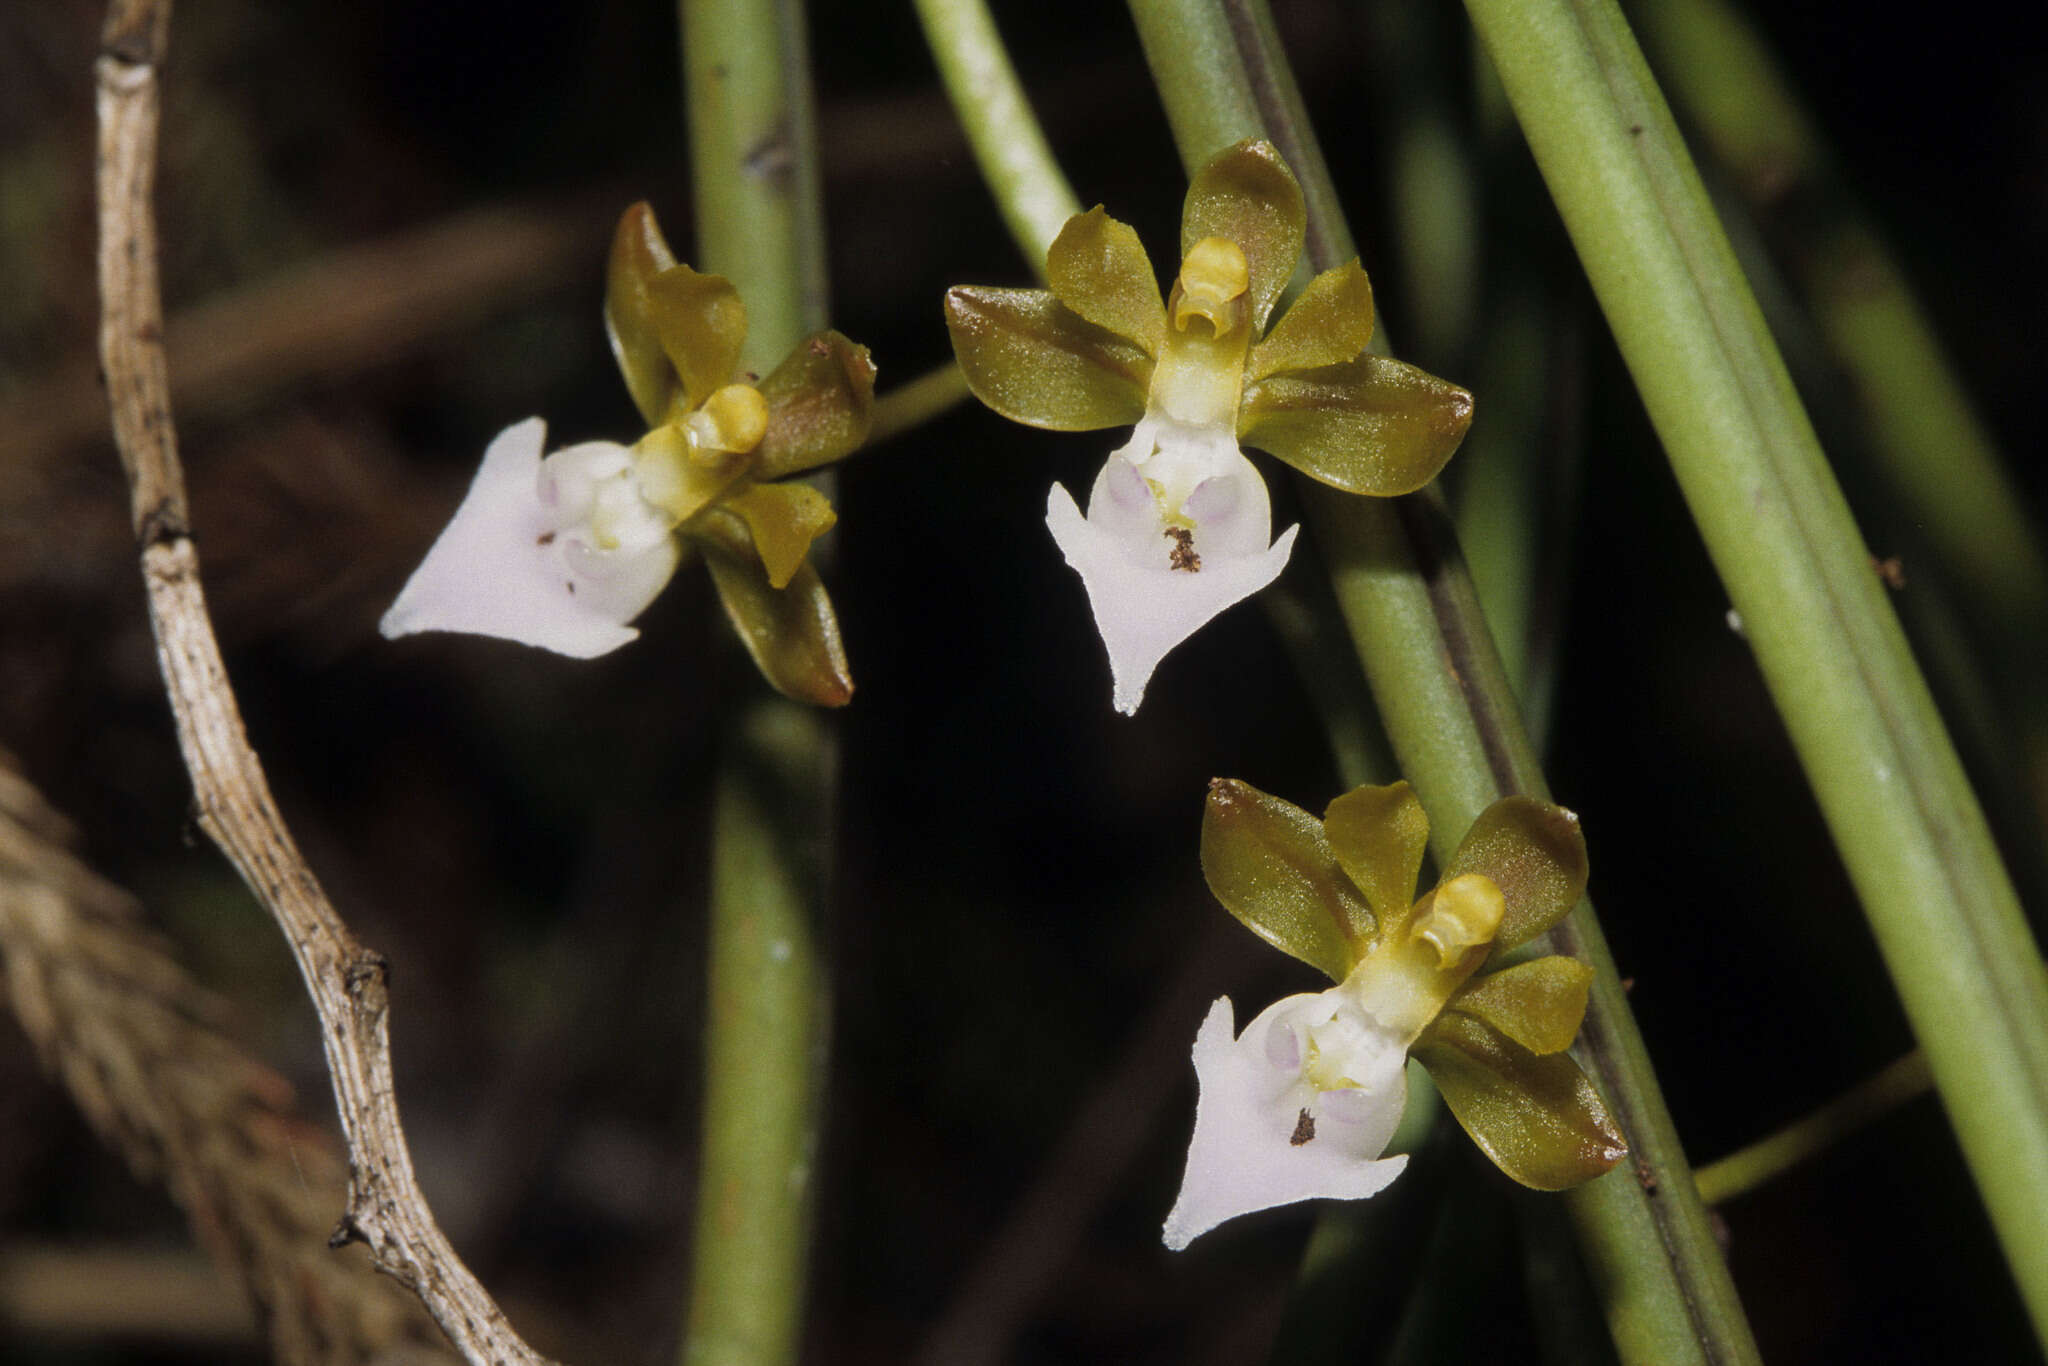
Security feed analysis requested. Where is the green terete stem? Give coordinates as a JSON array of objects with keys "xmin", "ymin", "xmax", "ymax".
[
  {"xmin": 1463, "ymin": 0, "xmax": 2048, "ymax": 1349},
  {"xmin": 679, "ymin": 2, "xmax": 835, "ymax": 1363},
  {"xmin": 1124, "ymin": 1, "xmax": 1760, "ymax": 1362}
]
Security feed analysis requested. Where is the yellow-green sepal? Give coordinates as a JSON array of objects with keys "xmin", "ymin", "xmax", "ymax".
[
  {"xmin": 1181, "ymin": 140, "xmax": 1305, "ymax": 332},
  {"xmin": 1201, "ymin": 779, "xmax": 1372, "ymax": 983},
  {"xmin": 605, "ymin": 202, "xmax": 685, "ymax": 427},
  {"xmin": 943, "ymin": 286, "xmax": 1151, "ymax": 431},
  {"xmin": 1238, "ymin": 355, "xmax": 1474, "ymax": 495},
  {"xmin": 1321, "ymin": 781, "xmax": 1428, "ymax": 938},
  {"xmin": 693, "ymin": 508, "xmax": 853, "ymax": 708},
  {"xmin": 1448, "ymin": 955, "xmax": 1594, "ymax": 1055},
  {"xmin": 1443, "ymin": 797, "xmax": 1588, "ymax": 956},
  {"xmin": 630, "ymin": 423, "xmax": 751, "ymax": 524},
  {"xmin": 722, "ymin": 481, "xmax": 837, "ymax": 590},
  {"xmin": 1046, "ymin": 206, "xmax": 1166, "ymax": 357},
  {"xmin": 753, "ymin": 331, "xmax": 877, "ymax": 479},
  {"xmin": 1249, "ymin": 260, "xmax": 1376, "ymax": 382},
  {"xmin": 1413, "ymin": 1009, "xmax": 1626, "ymax": 1190},
  {"xmin": 646, "ymin": 264, "xmax": 748, "ymax": 417}
]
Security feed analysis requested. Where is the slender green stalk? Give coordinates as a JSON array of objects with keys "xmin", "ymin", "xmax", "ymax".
[
  {"xmin": 1694, "ymin": 1051, "xmax": 1933, "ymax": 1207},
  {"xmin": 688, "ymin": 703, "xmax": 834, "ymax": 1366},
  {"xmin": 1463, "ymin": 0, "xmax": 2048, "ymax": 1346},
  {"xmin": 679, "ymin": 2, "xmax": 835, "ymax": 1363},
  {"xmin": 1124, "ymin": 2, "xmax": 1759, "ymax": 1363},
  {"xmin": 1630, "ymin": 0, "xmax": 2048, "ymax": 638},
  {"xmin": 911, "ymin": 0, "xmax": 1080, "ymax": 269},
  {"xmin": 868, "ymin": 361, "xmax": 973, "ymax": 445},
  {"xmin": 1630, "ymin": 0, "xmax": 2048, "ymax": 861},
  {"xmin": 683, "ymin": 0, "xmax": 826, "ymax": 369}
]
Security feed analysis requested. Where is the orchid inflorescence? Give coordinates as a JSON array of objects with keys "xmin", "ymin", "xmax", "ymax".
[{"xmin": 379, "ymin": 144, "xmax": 1614, "ymax": 1256}]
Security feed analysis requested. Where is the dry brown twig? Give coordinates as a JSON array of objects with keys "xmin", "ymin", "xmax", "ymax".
[
  {"xmin": 94, "ymin": 2, "xmax": 558, "ymax": 1361},
  {"xmin": 0, "ymin": 758, "xmax": 457, "ymax": 1364}
]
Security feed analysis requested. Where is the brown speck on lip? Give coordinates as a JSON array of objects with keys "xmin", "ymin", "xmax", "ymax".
[
  {"xmin": 536, "ymin": 531, "xmax": 556, "ymax": 546},
  {"xmin": 1166, "ymin": 526, "xmax": 1201, "ymax": 572},
  {"xmin": 1289, "ymin": 1108, "xmax": 1316, "ymax": 1146}
]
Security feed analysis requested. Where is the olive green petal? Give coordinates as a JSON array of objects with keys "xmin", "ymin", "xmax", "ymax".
[
  {"xmin": 944, "ymin": 286, "xmax": 1151, "ymax": 431},
  {"xmin": 606, "ymin": 202, "xmax": 684, "ymax": 427},
  {"xmin": 1321, "ymin": 781, "xmax": 1429, "ymax": 937},
  {"xmin": 1181, "ymin": 139, "xmax": 1305, "ymax": 331},
  {"xmin": 694, "ymin": 510, "xmax": 854, "ymax": 708},
  {"xmin": 722, "ymin": 481, "xmax": 837, "ymax": 591},
  {"xmin": 1045, "ymin": 206, "xmax": 1167, "ymax": 357},
  {"xmin": 1449, "ymin": 955, "xmax": 1595, "ymax": 1056},
  {"xmin": 1443, "ymin": 797, "xmax": 1589, "ymax": 956},
  {"xmin": 647, "ymin": 264, "xmax": 748, "ymax": 415},
  {"xmin": 1249, "ymin": 260, "xmax": 1376, "ymax": 382},
  {"xmin": 1415, "ymin": 1011, "xmax": 1627, "ymax": 1190},
  {"xmin": 1239, "ymin": 356, "xmax": 1474, "ymax": 495},
  {"xmin": 752, "ymin": 331, "xmax": 878, "ymax": 479},
  {"xmin": 1201, "ymin": 778, "xmax": 1372, "ymax": 982}
]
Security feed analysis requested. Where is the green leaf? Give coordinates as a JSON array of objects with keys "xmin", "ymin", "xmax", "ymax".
[
  {"xmin": 1414, "ymin": 1009, "xmax": 1626, "ymax": 1190},
  {"xmin": 605, "ymin": 202, "xmax": 684, "ymax": 427},
  {"xmin": 1443, "ymin": 797, "xmax": 1589, "ymax": 956},
  {"xmin": 1045, "ymin": 206, "xmax": 1166, "ymax": 357},
  {"xmin": 1321, "ymin": 781, "xmax": 1428, "ymax": 937},
  {"xmin": 753, "ymin": 330, "xmax": 878, "ymax": 478},
  {"xmin": 1238, "ymin": 355, "xmax": 1473, "ymax": 495},
  {"xmin": 1181, "ymin": 139, "xmax": 1305, "ymax": 331},
  {"xmin": 1201, "ymin": 778, "xmax": 1371, "ymax": 982},
  {"xmin": 944, "ymin": 286, "xmax": 1151, "ymax": 431},
  {"xmin": 647, "ymin": 264, "xmax": 748, "ymax": 416},
  {"xmin": 694, "ymin": 509, "xmax": 853, "ymax": 707},
  {"xmin": 722, "ymin": 481, "xmax": 836, "ymax": 590},
  {"xmin": 1249, "ymin": 260, "xmax": 1376, "ymax": 382},
  {"xmin": 1450, "ymin": 955, "xmax": 1595, "ymax": 1055}
]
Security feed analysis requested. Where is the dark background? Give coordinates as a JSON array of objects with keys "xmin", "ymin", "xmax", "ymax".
[{"xmin": 0, "ymin": 1, "xmax": 2042, "ymax": 1361}]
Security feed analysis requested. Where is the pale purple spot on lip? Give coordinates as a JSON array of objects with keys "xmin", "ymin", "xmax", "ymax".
[
  {"xmin": 1182, "ymin": 474, "xmax": 1241, "ymax": 524},
  {"xmin": 1103, "ymin": 457, "xmax": 1152, "ymax": 513}
]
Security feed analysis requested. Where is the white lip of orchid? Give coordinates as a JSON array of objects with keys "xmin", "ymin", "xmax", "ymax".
[
  {"xmin": 380, "ymin": 417, "xmax": 682, "ymax": 659},
  {"xmin": 1046, "ymin": 414, "xmax": 1298, "ymax": 715},
  {"xmin": 1162, "ymin": 983, "xmax": 1410, "ymax": 1251}
]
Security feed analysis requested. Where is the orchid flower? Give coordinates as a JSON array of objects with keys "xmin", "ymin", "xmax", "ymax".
[
  {"xmin": 945, "ymin": 141, "xmax": 1474, "ymax": 713},
  {"xmin": 1164, "ymin": 779, "xmax": 1625, "ymax": 1250},
  {"xmin": 382, "ymin": 203, "xmax": 875, "ymax": 706}
]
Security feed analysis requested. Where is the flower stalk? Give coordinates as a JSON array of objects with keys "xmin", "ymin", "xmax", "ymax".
[
  {"xmin": 1463, "ymin": 0, "xmax": 2048, "ymax": 1347},
  {"xmin": 679, "ymin": 0, "xmax": 838, "ymax": 1363},
  {"xmin": 1123, "ymin": 0, "xmax": 1759, "ymax": 1361}
]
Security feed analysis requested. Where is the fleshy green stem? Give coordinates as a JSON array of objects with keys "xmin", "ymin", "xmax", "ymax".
[
  {"xmin": 1630, "ymin": 0, "xmax": 2048, "ymax": 868},
  {"xmin": 1464, "ymin": 0, "xmax": 2048, "ymax": 1348},
  {"xmin": 911, "ymin": 0, "xmax": 1080, "ymax": 269},
  {"xmin": 1694, "ymin": 1051, "xmax": 1933, "ymax": 1207},
  {"xmin": 684, "ymin": 0, "xmax": 826, "ymax": 371},
  {"xmin": 868, "ymin": 361, "xmax": 973, "ymax": 445},
  {"xmin": 1124, "ymin": 2, "xmax": 1759, "ymax": 1363},
  {"xmin": 679, "ymin": 2, "xmax": 835, "ymax": 1363}
]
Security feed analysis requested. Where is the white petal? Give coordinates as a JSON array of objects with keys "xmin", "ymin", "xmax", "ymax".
[
  {"xmin": 1162, "ymin": 994, "xmax": 1409, "ymax": 1252},
  {"xmin": 1046, "ymin": 482, "xmax": 1297, "ymax": 716},
  {"xmin": 380, "ymin": 418, "xmax": 678, "ymax": 659}
]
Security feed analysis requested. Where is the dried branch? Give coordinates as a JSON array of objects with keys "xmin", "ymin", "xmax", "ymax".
[
  {"xmin": 0, "ymin": 757, "xmax": 456, "ymax": 1364},
  {"xmin": 93, "ymin": 3, "xmax": 558, "ymax": 1362}
]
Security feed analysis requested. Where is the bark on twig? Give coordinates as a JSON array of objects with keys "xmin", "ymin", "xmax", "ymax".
[
  {"xmin": 0, "ymin": 760, "xmax": 456, "ymax": 1364},
  {"xmin": 93, "ymin": 2, "xmax": 557, "ymax": 1361}
]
